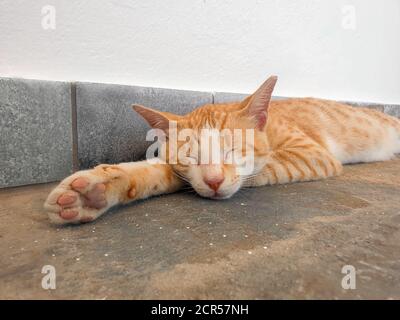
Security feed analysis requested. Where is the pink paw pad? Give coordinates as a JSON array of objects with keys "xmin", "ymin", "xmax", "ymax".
[
  {"xmin": 84, "ymin": 183, "xmax": 107, "ymax": 209},
  {"xmin": 60, "ymin": 210, "xmax": 79, "ymax": 220},
  {"xmin": 71, "ymin": 177, "xmax": 89, "ymax": 190},
  {"xmin": 87, "ymin": 183, "xmax": 106, "ymax": 197},
  {"xmin": 57, "ymin": 194, "xmax": 77, "ymax": 206}
]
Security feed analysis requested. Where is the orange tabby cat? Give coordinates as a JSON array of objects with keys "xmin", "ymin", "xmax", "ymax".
[{"xmin": 44, "ymin": 76, "xmax": 400, "ymax": 224}]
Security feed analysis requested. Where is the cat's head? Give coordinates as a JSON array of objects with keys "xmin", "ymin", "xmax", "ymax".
[{"xmin": 133, "ymin": 75, "xmax": 277, "ymax": 199}]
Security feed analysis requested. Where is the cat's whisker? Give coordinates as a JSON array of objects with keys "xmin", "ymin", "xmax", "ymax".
[{"xmin": 172, "ymin": 171, "xmax": 191, "ymax": 184}]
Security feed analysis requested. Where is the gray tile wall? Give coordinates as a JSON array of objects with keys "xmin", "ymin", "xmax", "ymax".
[
  {"xmin": 0, "ymin": 78, "xmax": 73, "ymax": 188},
  {"xmin": 1, "ymin": 77, "xmax": 399, "ymax": 188},
  {"xmin": 213, "ymin": 92, "xmax": 249, "ymax": 104}
]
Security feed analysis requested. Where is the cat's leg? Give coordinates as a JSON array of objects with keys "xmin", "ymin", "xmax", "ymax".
[
  {"xmin": 44, "ymin": 161, "xmax": 183, "ymax": 224},
  {"xmin": 247, "ymin": 144, "xmax": 343, "ymax": 187}
]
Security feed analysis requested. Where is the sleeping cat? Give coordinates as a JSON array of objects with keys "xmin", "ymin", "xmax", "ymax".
[{"xmin": 44, "ymin": 75, "xmax": 400, "ymax": 224}]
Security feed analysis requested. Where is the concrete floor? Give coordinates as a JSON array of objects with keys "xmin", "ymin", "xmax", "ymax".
[{"xmin": 1, "ymin": 159, "xmax": 399, "ymax": 299}]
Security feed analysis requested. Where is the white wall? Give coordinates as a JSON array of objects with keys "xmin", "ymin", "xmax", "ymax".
[{"xmin": 1, "ymin": 0, "xmax": 399, "ymax": 103}]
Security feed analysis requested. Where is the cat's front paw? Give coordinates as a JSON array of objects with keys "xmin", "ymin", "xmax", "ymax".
[{"xmin": 44, "ymin": 169, "xmax": 119, "ymax": 224}]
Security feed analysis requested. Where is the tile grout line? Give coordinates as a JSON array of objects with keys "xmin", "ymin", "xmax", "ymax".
[{"xmin": 70, "ymin": 82, "xmax": 79, "ymax": 172}]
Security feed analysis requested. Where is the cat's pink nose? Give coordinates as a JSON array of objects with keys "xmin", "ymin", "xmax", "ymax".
[{"xmin": 204, "ymin": 177, "xmax": 224, "ymax": 192}]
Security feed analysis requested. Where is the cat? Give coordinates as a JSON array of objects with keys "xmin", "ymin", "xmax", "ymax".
[{"xmin": 44, "ymin": 75, "xmax": 400, "ymax": 224}]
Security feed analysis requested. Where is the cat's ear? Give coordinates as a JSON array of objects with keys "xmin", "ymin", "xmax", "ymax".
[
  {"xmin": 242, "ymin": 75, "xmax": 278, "ymax": 130},
  {"xmin": 132, "ymin": 104, "xmax": 173, "ymax": 133}
]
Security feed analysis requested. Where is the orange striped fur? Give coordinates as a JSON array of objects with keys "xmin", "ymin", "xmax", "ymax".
[{"xmin": 45, "ymin": 76, "xmax": 400, "ymax": 224}]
